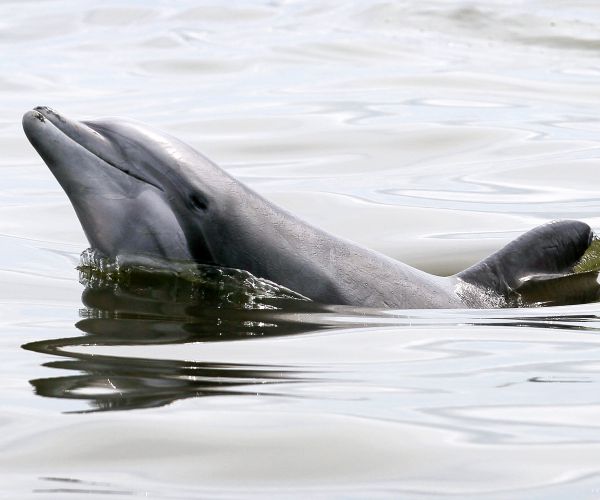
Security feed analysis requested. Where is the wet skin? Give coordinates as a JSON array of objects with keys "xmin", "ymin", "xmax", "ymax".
[{"xmin": 22, "ymin": 107, "xmax": 594, "ymax": 309}]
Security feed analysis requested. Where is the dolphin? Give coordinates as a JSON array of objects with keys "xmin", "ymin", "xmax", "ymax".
[{"xmin": 22, "ymin": 106, "xmax": 595, "ymax": 309}]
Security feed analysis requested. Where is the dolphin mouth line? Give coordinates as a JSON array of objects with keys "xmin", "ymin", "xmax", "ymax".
[{"xmin": 31, "ymin": 107, "xmax": 165, "ymax": 193}]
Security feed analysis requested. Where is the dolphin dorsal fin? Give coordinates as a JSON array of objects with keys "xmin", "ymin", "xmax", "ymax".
[{"xmin": 456, "ymin": 220, "xmax": 593, "ymax": 298}]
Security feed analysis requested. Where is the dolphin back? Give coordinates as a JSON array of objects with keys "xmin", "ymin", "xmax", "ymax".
[{"xmin": 457, "ymin": 220, "xmax": 593, "ymax": 300}]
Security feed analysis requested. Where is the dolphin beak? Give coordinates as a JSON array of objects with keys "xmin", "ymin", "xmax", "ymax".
[
  {"xmin": 24, "ymin": 106, "xmax": 109, "ymax": 152},
  {"xmin": 22, "ymin": 109, "xmax": 50, "ymax": 150},
  {"xmin": 23, "ymin": 106, "xmax": 131, "ymax": 182}
]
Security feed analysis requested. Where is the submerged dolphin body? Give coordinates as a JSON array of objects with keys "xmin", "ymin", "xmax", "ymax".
[{"xmin": 22, "ymin": 107, "xmax": 594, "ymax": 309}]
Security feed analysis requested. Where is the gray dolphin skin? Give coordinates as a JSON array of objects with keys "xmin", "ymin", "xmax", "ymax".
[{"xmin": 22, "ymin": 106, "xmax": 594, "ymax": 309}]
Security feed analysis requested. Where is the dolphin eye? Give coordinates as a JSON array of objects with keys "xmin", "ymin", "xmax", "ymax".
[{"xmin": 190, "ymin": 193, "xmax": 208, "ymax": 211}]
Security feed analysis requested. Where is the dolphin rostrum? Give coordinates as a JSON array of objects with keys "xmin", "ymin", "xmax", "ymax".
[{"xmin": 22, "ymin": 107, "xmax": 595, "ymax": 309}]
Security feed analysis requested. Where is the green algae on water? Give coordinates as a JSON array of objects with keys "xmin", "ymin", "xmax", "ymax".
[{"xmin": 574, "ymin": 237, "xmax": 600, "ymax": 273}]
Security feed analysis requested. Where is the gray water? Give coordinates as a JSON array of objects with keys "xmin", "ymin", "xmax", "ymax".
[{"xmin": 3, "ymin": 1, "xmax": 600, "ymax": 498}]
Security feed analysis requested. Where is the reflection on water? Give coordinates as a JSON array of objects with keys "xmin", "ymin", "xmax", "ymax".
[
  {"xmin": 26, "ymin": 351, "xmax": 311, "ymax": 413},
  {"xmin": 23, "ymin": 254, "xmax": 334, "ymax": 412},
  {"xmin": 22, "ymin": 252, "xmax": 600, "ymax": 413}
]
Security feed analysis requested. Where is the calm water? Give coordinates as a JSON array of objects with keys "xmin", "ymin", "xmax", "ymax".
[{"xmin": 3, "ymin": 1, "xmax": 600, "ymax": 497}]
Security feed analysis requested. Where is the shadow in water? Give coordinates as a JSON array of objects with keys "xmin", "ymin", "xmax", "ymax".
[{"xmin": 23, "ymin": 257, "xmax": 336, "ymax": 412}]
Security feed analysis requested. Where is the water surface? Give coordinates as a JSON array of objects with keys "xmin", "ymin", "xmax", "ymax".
[{"xmin": 3, "ymin": 1, "xmax": 600, "ymax": 497}]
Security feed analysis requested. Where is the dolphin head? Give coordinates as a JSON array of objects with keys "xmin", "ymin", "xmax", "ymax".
[{"xmin": 23, "ymin": 106, "xmax": 222, "ymax": 263}]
